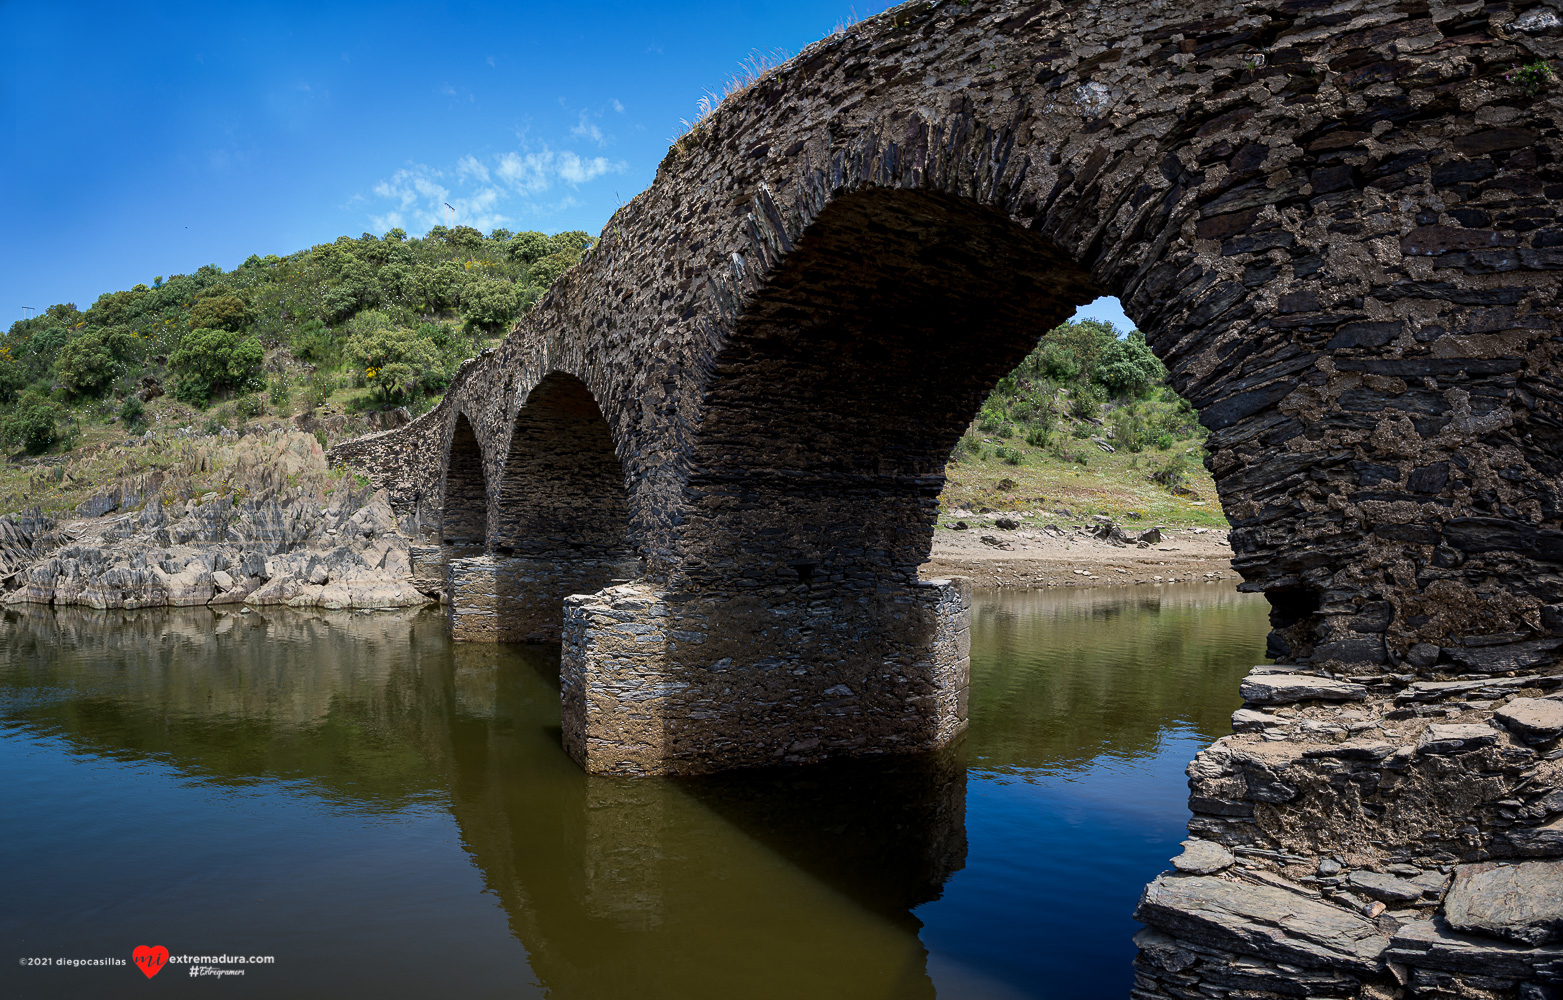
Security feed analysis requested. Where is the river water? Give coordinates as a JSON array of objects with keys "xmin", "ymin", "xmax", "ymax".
[{"xmin": 1, "ymin": 584, "xmax": 1267, "ymax": 998}]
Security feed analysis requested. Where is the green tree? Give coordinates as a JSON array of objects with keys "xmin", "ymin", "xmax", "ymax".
[
  {"xmin": 188, "ymin": 293, "xmax": 252, "ymax": 332},
  {"xmin": 461, "ymin": 277, "xmax": 519, "ymax": 333},
  {"xmin": 449, "ymin": 226, "xmax": 485, "ymax": 253},
  {"xmin": 169, "ymin": 327, "xmax": 265, "ymax": 405},
  {"xmin": 1094, "ymin": 333, "xmax": 1166, "ymax": 398},
  {"xmin": 0, "ymin": 346, "xmax": 25, "ymax": 404},
  {"xmin": 531, "ymin": 251, "xmax": 579, "ymax": 286},
  {"xmin": 412, "ymin": 261, "xmax": 462, "ymax": 311},
  {"xmin": 55, "ymin": 328, "xmax": 121, "ymax": 398},
  {"xmin": 547, "ymin": 230, "xmax": 593, "ymax": 256},
  {"xmin": 120, "ymin": 394, "xmax": 148, "ymax": 431},
  {"xmin": 343, "ymin": 325, "xmax": 441, "ymax": 405},
  {"xmin": 1, "ymin": 390, "xmax": 67, "ymax": 454},
  {"xmin": 506, "ymin": 231, "xmax": 549, "ymax": 264}
]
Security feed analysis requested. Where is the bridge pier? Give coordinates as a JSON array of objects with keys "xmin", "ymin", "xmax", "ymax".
[
  {"xmin": 447, "ymin": 554, "xmax": 642, "ymax": 643},
  {"xmin": 559, "ymin": 578, "xmax": 971, "ymax": 776}
]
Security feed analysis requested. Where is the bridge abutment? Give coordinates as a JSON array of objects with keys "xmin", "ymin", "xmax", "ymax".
[{"xmin": 560, "ymin": 578, "xmax": 971, "ymax": 776}]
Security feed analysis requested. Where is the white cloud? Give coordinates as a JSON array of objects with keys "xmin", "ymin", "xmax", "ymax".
[
  {"xmin": 557, "ymin": 151, "xmax": 614, "ymax": 184},
  {"xmin": 364, "ymin": 146, "xmax": 624, "ymax": 236},
  {"xmin": 611, "ymin": 98, "xmax": 625, "ymax": 113},
  {"xmin": 571, "ymin": 110, "xmax": 605, "ymax": 146}
]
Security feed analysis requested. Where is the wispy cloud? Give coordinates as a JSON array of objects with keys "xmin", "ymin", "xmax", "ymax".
[
  {"xmin": 366, "ymin": 145, "xmax": 625, "ymax": 234},
  {"xmin": 570, "ymin": 110, "xmax": 605, "ymax": 147}
]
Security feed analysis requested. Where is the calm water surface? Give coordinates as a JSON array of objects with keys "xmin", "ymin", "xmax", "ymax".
[{"xmin": 1, "ymin": 585, "xmax": 1267, "ymax": 998}]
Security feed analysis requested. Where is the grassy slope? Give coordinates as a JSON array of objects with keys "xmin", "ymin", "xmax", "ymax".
[{"xmin": 938, "ymin": 428, "xmax": 1226, "ymax": 528}]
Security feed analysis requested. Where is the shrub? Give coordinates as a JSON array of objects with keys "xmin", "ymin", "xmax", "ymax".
[
  {"xmin": 120, "ymin": 395, "xmax": 147, "ymax": 431},
  {"xmin": 268, "ymin": 373, "xmax": 291, "ymax": 410},
  {"xmin": 234, "ymin": 394, "xmax": 264, "ymax": 419},
  {"xmin": 168, "ymin": 327, "xmax": 265, "ymax": 405},
  {"xmin": 290, "ymin": 320, "xmax": 336, "ymax": 362},
  {"xmin": 461, "ymin": 277, "xmax": 520, "ymax": 333},
  {"xmin": 2, "ymin": 390, "xmax": 66, "ymax": 454},
  {"xmin": 0, "ymin": 348, "xmax": 24, "ymax": 405},
  {"xmin": 995, "ymin": 445, "xmax": 1024, "ymax": 466},
  {"xmin": 1025, "ymin": 426, "xmax": 1050, "ymax": 448},
  {"xmin": 1069, "ymin": 385, "xmax": 1100, "ymax": 420},
  {"xmin": 1094, "ymin": 333, "xmax": 1165, "ymax": 398},
  {"xmin": 188, "ymin": 293, "xmax": 252, "ymax": 332},
  {"xmin": 506, "ymin": 231, "xmax": 550, "ymax": 264},
  {"xmin": 530, "ymin": 251, "xmax": 579, "ymax": 286}
]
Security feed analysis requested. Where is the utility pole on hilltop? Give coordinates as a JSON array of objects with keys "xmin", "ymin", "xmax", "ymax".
[{"xmin": 21, "ymin": 306, "xmax": 34, "ymax": 321}]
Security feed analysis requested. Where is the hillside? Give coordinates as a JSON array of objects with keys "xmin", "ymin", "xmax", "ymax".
[{"xmin": 1, "ymin": 229, "xmax": 1222, "ymax": 529}]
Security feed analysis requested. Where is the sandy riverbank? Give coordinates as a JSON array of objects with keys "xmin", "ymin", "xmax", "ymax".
[{"xmin": 921, "ymin": 516, "xmax": 1238, "ymax": 590}]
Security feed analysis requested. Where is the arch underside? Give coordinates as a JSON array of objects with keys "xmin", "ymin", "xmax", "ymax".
[{"xmin": 684, "ymin": 187, "xmax": 1099, "ymax": 590}]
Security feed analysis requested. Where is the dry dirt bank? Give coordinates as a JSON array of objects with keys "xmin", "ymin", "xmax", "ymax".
[{"xmin": 922, "ymin": 515, "xmax": 1238, "ymax": 590}]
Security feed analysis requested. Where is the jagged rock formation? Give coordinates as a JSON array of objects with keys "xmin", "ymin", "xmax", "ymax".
[
  {"xmin": 325, "ymin": 0, "xmax": 1563, "ymax": 990},
  {"xmin": 2, "ymin": 432, "xmax": 433, "ymax": 611}
]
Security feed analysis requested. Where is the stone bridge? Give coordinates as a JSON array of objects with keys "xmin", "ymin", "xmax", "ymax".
[{"xmin": 336, "ymin": 0, "xmax": 1563, "ymax": 992}]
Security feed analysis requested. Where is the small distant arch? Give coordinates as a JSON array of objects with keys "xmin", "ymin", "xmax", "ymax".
[
  {"xmin": 493, "ymin": 372, "xmax": 633, "ymax": 561},
  {"xmin": 441, "ymin": 412, "xmax": 489, "ymax": 547}
]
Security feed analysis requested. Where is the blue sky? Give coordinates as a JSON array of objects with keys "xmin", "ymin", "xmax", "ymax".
[{"xmin": 0, "ymin": 0, "xmax": 1130, "ymax": 332}]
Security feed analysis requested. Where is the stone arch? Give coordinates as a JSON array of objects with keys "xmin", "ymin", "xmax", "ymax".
[
  {"xmin": 494, "ymin": 372, "xmax": 634, "ymax": 562},
  {"xmin": 677, "ymin": 186, "xmax": 1100, "ymax": 594},
  {"xmin": 454, "ymin": 373, "xmax": 640, "ymax": 643},
  {"xmin": 440, "ymin": 412, "xmax": 488, "ymax": 547}
]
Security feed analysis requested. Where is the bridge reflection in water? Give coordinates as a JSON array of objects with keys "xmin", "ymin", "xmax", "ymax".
[
  {"xmin": 0, "ymin": 604, "xmax": 964, "ymax": 998},
  {"xmin": 0, "ymin": 587, "xmax": 1266, "ymax": 998}
]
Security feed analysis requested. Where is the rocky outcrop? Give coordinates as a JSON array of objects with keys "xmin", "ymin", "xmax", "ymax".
[
  {"xmin": 1134, "ymin": 661, "xmax": 1563, "ymax": 997},
  {"xmin": 2, "ymin": 432, "xmax": 433, "ymax": 612}
]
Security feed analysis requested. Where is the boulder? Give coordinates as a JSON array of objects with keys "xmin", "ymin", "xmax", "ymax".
[
  {"xmin": 1387, "ymin": 917, "xmax": 1563, "ymax": 979},
  {"xmin": 1239, "ymin": 672, "xmax": 1369, "ymax": 705},
  {"xmin": 1347, "ymin": 869, "xmax": 1424, "ymax": 904},
  {"xmin": 1495, "ymin": 698, "xmax": 1563, "ymax": 743},
  {"xmin": 1417, "ymin": 723, "xmax": 1499, "ymax": 755},
  {"xmin": 1443, "ymin": 861, "xmax": 1563, "ymax": 946},
  {"xmin": 1134, "ymin": 874, "xmax": 1389, "ymax": 973},
  {"xmin": 1171, "ymin": 840, "xmax": 1234, "ymax": 875}
]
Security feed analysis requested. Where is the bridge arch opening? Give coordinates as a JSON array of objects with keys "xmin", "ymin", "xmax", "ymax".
[
  {"xmin": 441, "ymin": 412, "xmax": 488, "ymax": 548},
  {"xmin": 466, "ymin": 372, "xmax": 639, "ymax": 643},
  {"xmin": 681, "ymin": 187, "xmax": 1103, "ymax": 594}
]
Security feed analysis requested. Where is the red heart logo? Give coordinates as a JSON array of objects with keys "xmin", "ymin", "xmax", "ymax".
[{"xmin": 132, "ymin": 945, "xmax": 168, "ymax": 979}]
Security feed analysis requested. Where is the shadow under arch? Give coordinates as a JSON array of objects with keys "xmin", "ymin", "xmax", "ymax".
[
  {"xmin": 451, "ymin": 373, "xmax": 640, "ymax": 643},
  {"xmin": 441, "ymin": 412, "xmax": 489, "ymax": 548}
]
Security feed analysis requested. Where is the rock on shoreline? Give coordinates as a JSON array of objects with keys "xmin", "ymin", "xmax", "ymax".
[{"xmin": 0, "ymin": 432, "xmax": 435, "ymax": 612}]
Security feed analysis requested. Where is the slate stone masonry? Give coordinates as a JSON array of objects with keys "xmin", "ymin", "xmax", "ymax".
[{"xmin": 332, "ymin": 0, "xmax": 1563, "ymax": 989}]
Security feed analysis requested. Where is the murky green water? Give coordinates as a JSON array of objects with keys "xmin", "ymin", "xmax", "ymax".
[{"xmin": 1, "ymin": 585, "xmax": 1267, "ymax": 998}]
